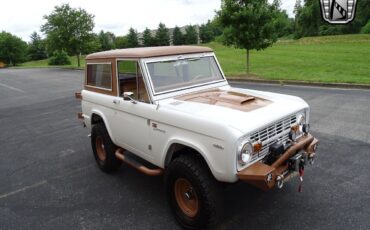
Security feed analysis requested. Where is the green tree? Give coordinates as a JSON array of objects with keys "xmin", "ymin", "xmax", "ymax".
[
  {"xmin": 87, "ymin": 33, "xmax": 103, "ymax": 53},
  {"xmin": 184, "ymin": 25, "xmax": 198, "ymax": 44},
  {"xmin": 141, "ymin": 28, "xmax": 155, "ymax": 46},
  {"xmin": 98, "ymin": 30, "xmax": 115, "ymax": 51},
  {"xmin": 28, "ymin": 32, "xmax": 47, "ymax": 60},
  {"xmin": 218, "ymin": 0, "xmax": 277, "ymax": 73},
  {"xmin": 155, "ymin": 23, "xmax": 170, "ymax": 46},
  {"xmin": 361, "ymin": 20, "xmax": 370, "ymax": 34},
  {"xmin": 210, "ymin": 17, "xmax": 223, "ymax": 38},
  {"xmin": 199, "ymin": 20, "xmax": 214, "ymax": 43},
  {"xmin": 172, "ymin": 26, "xmax": 184, "ymax": 45},
  {"xmin": 41, "ymin": 4, "xmax": 95, "ymax": 67},
  {"xmin": 294, "ymin": 0, "xmax": 321, "ymax": 38},
  {"xmin": 271, "ymin": 0, "xmax": 294, "ymax": 38},
  {"xmin": 0, "ymin": 31, "xmax": 28, "ymax": 66},
  {"xmin": 126, "ymin": 28, "xmax": 139, "ymax": 48},
  {"xmin": 115, "ymin": 36, "xmax": 128, "ymax": 48}
]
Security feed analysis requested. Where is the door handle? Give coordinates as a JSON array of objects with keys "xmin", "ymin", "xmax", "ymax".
[{"xmin": 113, "ymin": 99, "xmax": 120, "ymax": 104}]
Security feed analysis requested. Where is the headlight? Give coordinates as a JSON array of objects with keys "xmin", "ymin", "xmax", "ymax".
[
  {"xmin": 238, "ymin": 141, "xmax": 253, "ymax": 165},
  {"xmin": 290, "ymin": 112, "xmax": 308, "ymax": 141},
  {"xmin": 297, "ymin": 114, "xmax": 305, "ymax": 126}
]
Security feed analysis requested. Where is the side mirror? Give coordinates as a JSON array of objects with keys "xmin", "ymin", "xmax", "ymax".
[{"xmin": 123, "ymin": 92, "xmax": 137, "ymax": 104}]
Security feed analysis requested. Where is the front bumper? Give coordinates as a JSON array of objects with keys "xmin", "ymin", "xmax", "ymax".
[{"xmin": 237, "ymin": 133, "xmax": 318, "ymax": 190}]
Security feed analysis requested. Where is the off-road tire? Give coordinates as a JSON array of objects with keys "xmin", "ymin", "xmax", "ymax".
[
  {"xmin": 164, "ymin": 154, "xmax": 223, "ymax": 229},
  {"xmin": 91, "ymin": 123, "xmax": 121, "ymax": 173}
]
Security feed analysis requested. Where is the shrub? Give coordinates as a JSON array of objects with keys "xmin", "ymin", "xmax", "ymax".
[
  {"xmin": 360, "ymin": 20, "xmax": 370, "ymax": 34},
  {"xmin": 319, "ymin": 25, "xmax": 344, "ymax": 36},
  {"xmin": 48, "ymin": 50, "xmax": 71, "ymax": 65}
]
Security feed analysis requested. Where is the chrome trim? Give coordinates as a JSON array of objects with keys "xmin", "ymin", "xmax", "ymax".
[
  {"xmin": 115, "ymin": 58, "xmax": 154, "ymax": 104},
  {"xmin": 142, "ymin": 52, "xmax": 227, "ymax": 99}
]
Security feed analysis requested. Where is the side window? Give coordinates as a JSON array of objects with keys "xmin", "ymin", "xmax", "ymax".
[
  {"xmin": 86, "ymin": 63, "xmax": 112, "ymax": 90},
  {"xmin": 118, "ymin": 60, "xmax": 150, "ymax": 103}
]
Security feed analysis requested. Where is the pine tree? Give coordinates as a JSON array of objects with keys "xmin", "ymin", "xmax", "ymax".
[
  {"xmin": 199, "ymin": 20, "xmax": 214, "ymax": 43},
  {"xmin": 172, "ymin": 26, "xmax": 184, "ymax": 45},
  {"xmin": 184, "ymin": 25, "xmax": 198, "ymax": 44},
  {"xmin": 126, "ymin": 28, "xmax": 139, "ymax": 48},
  {"xmin": 142, "ymin": 28, "xmax": 154, "ymax": 47},
  {"xmin": 28, "ymin": 32, "xmax": 47, "ymax": 60},
  {"xmin": 155, "ymin": 23, "xmax": 170, "ymax": 46}
]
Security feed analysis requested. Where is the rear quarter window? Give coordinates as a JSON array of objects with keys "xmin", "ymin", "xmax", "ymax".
[{"xmin": 86, "ymin": 63, "xmax": 112, "ymax": 90}]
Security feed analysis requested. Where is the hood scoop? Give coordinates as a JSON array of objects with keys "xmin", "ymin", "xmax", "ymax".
[
  {"xmin": 176, "ymin": 89, "xmax": 271, "ymax": 112},
  {"xmin": 217, "ymin": 93, "xmax": 255, "ymax": 105}
]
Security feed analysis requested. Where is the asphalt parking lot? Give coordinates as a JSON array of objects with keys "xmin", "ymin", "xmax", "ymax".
[{"xmin": 0, "ymin": 68, "xmax": 369, "ymax": 230}]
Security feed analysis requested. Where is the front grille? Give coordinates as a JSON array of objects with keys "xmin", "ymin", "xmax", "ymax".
[{"xmin": 249, "ymin": 114, "xmax": 297, "ymax": 162}]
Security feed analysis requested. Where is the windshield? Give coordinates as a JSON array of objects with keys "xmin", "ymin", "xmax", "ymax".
[{"xmin": 146, "ymin": 56, "xmax": 224, "ymax": 94}]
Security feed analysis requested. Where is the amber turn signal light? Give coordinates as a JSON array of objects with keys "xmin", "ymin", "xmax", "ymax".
[
  {"xmin": 291, "ymin": 124, "xmax": 299, "ymax": 132},
  {"xmin": 253, "ymin": 141, "xmax": 262, "ymax": 152}
]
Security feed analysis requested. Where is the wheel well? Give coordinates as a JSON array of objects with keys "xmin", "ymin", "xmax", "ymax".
[
  {"xmin": 165, "ymin": 143, "xmax": 207, "ymax": 167},
  {"xmin": 91, "ymin": 113, "xmax": 103, "ymax": 125}
]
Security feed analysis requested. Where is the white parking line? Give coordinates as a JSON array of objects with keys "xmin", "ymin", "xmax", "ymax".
[
  {"xmin": 0, "ymin": 164, "xmax": 94, "ymax": 200},
  {"xmin": 0, "ymin": 180, "xmax": 47, "ymax": 199},
  {"xmin": 0, "ymin": 82, "xmax": 25, "ymax": 93}
]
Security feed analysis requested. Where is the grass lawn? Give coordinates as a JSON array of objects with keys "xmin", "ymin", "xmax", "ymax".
[
  {"xmin": 206, "ymin": 34, "xmax": 370, "ymax": 84},
  {"xmin": 18, "ymin": 34, "xmax": 370, "ymax": 84}
]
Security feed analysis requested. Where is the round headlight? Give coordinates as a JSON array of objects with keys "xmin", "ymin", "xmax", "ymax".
[
  {"xmin": 298, "ymin": 114, "xmax": 305, "ymax": 126},
  {"xmin": 239, "ymin": 142, "xmax": 253, "ymax": 165}
]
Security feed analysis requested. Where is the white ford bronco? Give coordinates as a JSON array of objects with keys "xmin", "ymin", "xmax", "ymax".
[{"xmin": 77, "ymin": 46, "xmax": 319, "ymax": 229}]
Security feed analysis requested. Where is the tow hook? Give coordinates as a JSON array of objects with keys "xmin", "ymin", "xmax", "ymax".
[
  {"xmin": 276, "ymin": 175, "xmax": 284, "ymax": 189},
  {"xmin": 308, "ymin": 152, "xmax": 316, "ymax": 165}
]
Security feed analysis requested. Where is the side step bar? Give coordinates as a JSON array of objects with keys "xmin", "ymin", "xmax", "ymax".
[{"xmin": 115, "ymin": 148, "xmax": 163, "ymax": 176}]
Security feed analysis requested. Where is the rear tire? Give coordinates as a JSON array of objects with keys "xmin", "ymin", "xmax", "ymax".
[
  {"xmin": 164, "ymin": 154, "xmax": 223, "ymax": 229},
  {"xmin": 91, "ymin": 123, "xmax": 121, "ymax": 173}
]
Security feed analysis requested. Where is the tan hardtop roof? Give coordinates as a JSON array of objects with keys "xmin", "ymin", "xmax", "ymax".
[{"xmin": 85, "ymin": 46, "xmax": 213, "ymax": 60}]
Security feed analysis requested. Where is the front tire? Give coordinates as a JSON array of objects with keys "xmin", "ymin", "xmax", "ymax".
[
  {"xmin": 91, "ymin": 123, "xmax": 121, "ymax": 173},
  {"xmin": 164, "ymin": 154, "xmax": 223, "ymax": 229}
]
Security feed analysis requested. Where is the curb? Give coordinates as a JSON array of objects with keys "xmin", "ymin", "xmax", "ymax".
[
  {"xmin": 8, "ymin": 66, "xmax": 84, "ymax": 71},
  {"xmin": 228, "ymin": 77, "xmax": 370, "ymax": 90}
]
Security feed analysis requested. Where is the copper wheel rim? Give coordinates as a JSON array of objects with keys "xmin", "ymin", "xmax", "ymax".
[
  {"xmin": 174, "ymin": 178, "xmax": 199, "ymax": 218},
  {"xmin": 96, "ymin": 136, "xmax": 106, "ymax": 161}
]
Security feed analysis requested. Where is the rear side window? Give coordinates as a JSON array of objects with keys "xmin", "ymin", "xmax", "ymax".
[{"xmin": 86, "ymin": 64, "xmax": 112, "ymax": 90}]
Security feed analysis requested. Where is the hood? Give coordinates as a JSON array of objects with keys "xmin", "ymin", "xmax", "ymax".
[{"xmin": 160, "ymin": 87, "xmax": 309, "ymax": 135}]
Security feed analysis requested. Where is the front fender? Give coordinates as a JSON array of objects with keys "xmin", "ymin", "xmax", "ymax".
[{"xmin": 162, "ymin": 137, "xmax": 238, "ymax": 183}]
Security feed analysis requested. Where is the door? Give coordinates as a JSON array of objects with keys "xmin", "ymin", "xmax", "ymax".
[{"xmin": 110, "ymin": 60, "xmax": 155, "ymax": 161}]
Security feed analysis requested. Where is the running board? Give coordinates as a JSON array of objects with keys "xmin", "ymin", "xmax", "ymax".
[{"xmin": 115, "ymin": 148, "xmax": 163, "ymax": 176}]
